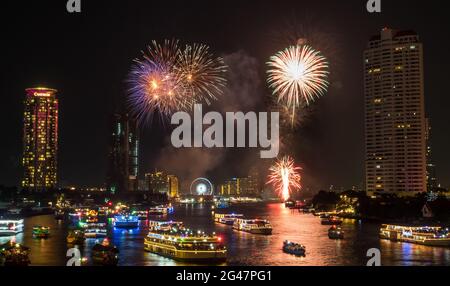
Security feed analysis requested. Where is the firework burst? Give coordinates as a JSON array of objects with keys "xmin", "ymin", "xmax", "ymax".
[
  {"xmin": 267, "ymin": 156, "xmax": 302, "ymax": 202},
  {"xmin": 176, "ymin": 43, "xmax": 227, "ymax": 105},
  {"xmin": 127, "ymin": 40, "xmax": 227, "ymax": 125},
  {"xmin": 267, "ymin": 45, "xmax": 329, "ymax": 125}
]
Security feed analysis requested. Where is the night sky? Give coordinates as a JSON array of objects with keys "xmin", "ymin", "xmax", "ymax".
[{"xmin": 1, "ymin": 0, "xmax": 449, "ymax": 191}]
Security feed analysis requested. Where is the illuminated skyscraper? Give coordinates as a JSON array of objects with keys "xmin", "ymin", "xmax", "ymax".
[
  {"xmin": 167, "ymin": 175, "xmax": 179, "ymax": 198},
  {"xmin": 106, "ymin": 113, "xmax": 139, "ymax": 194},
  {"xmin": 22, "ymin": 87, "xmax": 59, "ymax": 191},
  {"xmin": 425, "ymin": 118, "xmax": 438, "ymax": 191},
  {"xmin": 364, "ymin": 28, "xmax": 427, "ymax": 195}
]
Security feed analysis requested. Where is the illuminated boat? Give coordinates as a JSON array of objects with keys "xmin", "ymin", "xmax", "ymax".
[
  {"xmin": 68, "ymin": 207, "xmax": 90, "ymax": 219},
  {"xmin": 282, "ymin": 241, "xmax": 306, "ymax": 256},
  {"xmin": 98, "ymin": 207, "xmax": 107, "ymax": 217},
  {"xmin": 178, "ymin": 198, "xmax": 195, "ymax": 204},
  {"xmin": 147, "ymin": 208, "xmax": 164, "ymax": 216},
  {"xmin": 321, "ymin": 217, "xmax": 343, "ymax": 225},
  {"xmin": 148, "ymin": 205, "xmax": 174, "ymax": 216},
  {"xmin": 32, "ymin": 226, "xmax": 50, "ymax": 239},
  {"xmin": 113, "ymin": 215, "xmax": 139, "ymax": 228},
  {"xmin": 92, "ymin": 239, "xmax": 119, "ymax": 266},
  {"xmin": 68, "ymin": 210, "xmax": 82, "ymax": 219},
  {"xmin": 0, "ymin": 241, "xmax": 31, "ymax": 266},
  {"xmin": 215, "ymin": 199, "xmax": 230, "ymax": 209},
  {"xmin": 214, "ymin": 213, "xmax": 244, "ymax": 225},
  {"xmin": 67, "ymin": 229, "xmax": 85, "ymax": 245},
  {"xmin": 0, "ymin": 219, "xmax": 24, "ymax": 236},
  {"xmin": 144, "ymin": 221, "xmax": 226, "ymax": 262},
  {"xmin": 284, "ymin": 200, "xmax": 296, "ymax": 209},
  {"xmin": 380, "ymin": 224, "xmax": 450, "ymax": 247},
  {"xmin": 232, "ymin": 219, "xmax": 272, "ymax": 235},
  {"xmin": 328, "ymin": 226, "xmax": 344, "ymax": 239},
  {"xmin": 84, "ymin": 216, "xmax": 98, "ymax": 224},
  {"xmin": 132, "ymin": 210, "xmax": 149, "ymax": 220},
  {"xmin": 83, "ymin": 223, "xmax": 107, "ymax": 238},
  {"xmin": 7, "ymin": 208, "xmax": 22, "ymax": 215},
  {"xmin": 148, "ymin": 220, "xmax": 184, "ymax": 232}
]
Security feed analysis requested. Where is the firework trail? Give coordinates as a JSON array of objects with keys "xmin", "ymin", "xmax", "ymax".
[
  {"xmin": 267, "ymin": 156, "xmax": 302, "ymax": 201},
  {"xmin": 267, "ymin": 45, "xmax": 329, "ymax": 126},
  {"xmin": 127, "ymin": 40, "xmax": 227, "ymax": 125}
]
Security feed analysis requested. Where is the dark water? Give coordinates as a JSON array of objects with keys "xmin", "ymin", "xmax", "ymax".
[{"xmin": 2, "ymin": 203, "xmax": 450, "ymax": 266}]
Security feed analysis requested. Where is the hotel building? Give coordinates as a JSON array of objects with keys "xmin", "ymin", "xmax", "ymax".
[{"xmin": 22, "ymin": 87, "xmax": 59, "ymax": 190}]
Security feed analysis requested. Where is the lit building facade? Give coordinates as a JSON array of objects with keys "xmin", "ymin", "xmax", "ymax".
[
  {"xmin": 22, "ymin": 87, "xmax": 59, "ymax": 191},
  {"xmin": 218, "ymin": 167, "xmax": 262, "ymax": 197},
  {"xmin": 364, "ymin": 28, "xmax": 427, "ymax": 195},
  {"xmin": 146, "ymin": 170, "xmax": 171, "ymax": 195},
  {"xmin": 106, "ymin": 113, "xmax": 139, "ymax": 194},
  {"xmin": 167, "ymin": 175, "xmax": 179, "ymax": 198},
  {"xmin": 218, "ymin": 178, "xmax": 239, "ymax": 196}
]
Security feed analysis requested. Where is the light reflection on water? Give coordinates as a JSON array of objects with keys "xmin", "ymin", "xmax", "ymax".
[{"xmin": 2, "ymin": 203, "xmax": 449, "ymax": 266}]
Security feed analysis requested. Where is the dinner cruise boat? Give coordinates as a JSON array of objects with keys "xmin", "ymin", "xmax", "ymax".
[
  {"xmin": 132, "ymin": 210, "xmax": 149, "ymax": 220},
  {"xmin": 148, "ymin": 204, "xmax": 175, "ymax": 216},
  {"xmin": 379, "ymin": 224, "xmax": 450, "ymax": 247},
  {"xmin": 83, "ymin": 223, "xmax": 108, "ymax": 238},
  {"xmin": 113, "ymin": 215, "xmax": 139, "ymax": 228},
  {"xmin": 144, "ymin": 221, "xmax": 226, "ymax": 262},
  {"xmin": 0, "ymin": 219, "xmax": 24, "ymax": 236},
  {"xmin": 148, "ymin": 220, "xmax": 184, "ymax": 232},
  {"xmin": 214, "ymin": 213, "xmax": 244, "ymax": 225},
  {"xmin": 232, "ymin": 218, "xmax": 272, "ymax": 235}
]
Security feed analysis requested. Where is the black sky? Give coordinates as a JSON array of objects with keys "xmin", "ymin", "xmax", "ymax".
[{"xmin": 1, "ymin": 0, "xmax": 449, "ymax": 191}]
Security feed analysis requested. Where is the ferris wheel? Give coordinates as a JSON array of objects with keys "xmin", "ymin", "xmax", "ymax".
[{"xmin": 190, "ymin": 178, "xmax": 214, "ymax": 196}]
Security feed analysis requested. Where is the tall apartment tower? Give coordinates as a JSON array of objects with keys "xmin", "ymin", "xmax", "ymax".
[
  {"xmin": 106, "ymin": 113, "xmax": 139, "ymax": 194},
  {"xmin": 364, "ymin": 28, "xmax": 427, "ymax": 195},
  {"xmin": 22, "ymin": 87, "xmax": 59, "ymax": 191},
  {"xmin": 425, "ymin": 118, "xmax": 438, "ymax": 191}
]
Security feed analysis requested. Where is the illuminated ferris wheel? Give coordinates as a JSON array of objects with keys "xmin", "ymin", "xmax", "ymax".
[{"xmin": 190, "ymin": 178, "xmax": 214, "ymax": 196}]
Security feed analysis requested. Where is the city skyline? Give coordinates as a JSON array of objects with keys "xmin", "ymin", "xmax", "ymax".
[
  {"xmin": 1, "ymin": 1, "xmax": 450, "ymax": 191},
  {"xmin": 2, "ymin": 0, "xmax": 450, "ymax": 271}
]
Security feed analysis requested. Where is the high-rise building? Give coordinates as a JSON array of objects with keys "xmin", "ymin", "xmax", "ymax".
[
  {"xmin": 425, "ymin": 118, "xmax": 438, "ymax": 191},
  {"xmin": 218, "ymin": 167, "xmax": 262, "ymax": 197},
  {"xmin": 145, "ymin": 170, "xmax": 168, "ymax": 194},
  {"xmin": 22, "ymin": 87, "xmax": 59, "ymax": 191},
  {"xmin": 218, "ymin": 178, "xmax": 239, "ymax": 196},
  {"xmin": 106, "ymin": 113, "xmax": 139, "ymax": 194},
  {"xmin": 364, "ymin": 28, "xmax": 427, "ymax": 195},
  {"xmin": 167, "ymin": 175, "xmax": 180, "ymax": 198}
]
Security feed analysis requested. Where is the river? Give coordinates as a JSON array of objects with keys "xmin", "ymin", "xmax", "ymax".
[{"xmin": 2, "ymin": 203, "xmax": 449, "ymax": 266}]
